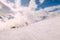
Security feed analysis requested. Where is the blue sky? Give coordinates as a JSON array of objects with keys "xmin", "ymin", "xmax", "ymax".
[
  {"xmin": 36, "ymin": 0, "xmax": 60, "ymax": 10},
  {"xmin": 7, "ymin": 0, "xmax": 60, "ymax": 11}
]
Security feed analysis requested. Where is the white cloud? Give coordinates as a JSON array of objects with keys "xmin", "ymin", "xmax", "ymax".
[
  {"xmin": 8, "ymin": 2, "xmax": 15, "ymax": 7},
  {"xmin": 44, "ymin": 5, "xmax": 60, "ymax": 12},
  {"xmin": 0, "ymin": 0, "xmax": 60, "ymax": 30},
  {"xmin": 39, "ymin": 0, "xmax": 44, "ymax": 4},
  {"xmin": 29, "ymin": 0, "xmax": 37, "ymax": 10}
]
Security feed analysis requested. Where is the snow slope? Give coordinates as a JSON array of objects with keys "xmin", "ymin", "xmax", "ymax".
[{"xmin": 0, "ymin": 16, "xmax": 60, "ymax": 40}]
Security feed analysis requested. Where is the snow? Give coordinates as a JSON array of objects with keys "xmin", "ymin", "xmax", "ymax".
[
  {"xmin": 0, "ymin": 16, "xmax": 60, "ymax": 40},
  {"xmin": 0, "ymin": 12, "xmax": 31, "ymax": 30},
  {"xmin": 0, "ymin": 0, "xmax": 60, "ymax": 40},
  {"xmin": 0, "ymin": 4, "xmax": 2, "ymax": 9},
  {"xmin": 0, "ymin": 0, "xmax": 60, "ymax": 30}
]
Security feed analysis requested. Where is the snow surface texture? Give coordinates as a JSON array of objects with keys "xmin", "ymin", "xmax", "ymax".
[
  {"xmin": 0, "ymin": 0, "xmax": 60, "ymax": 40},
  {"xmin": 0, "ymin": 16, "xmax": 60, "ymax": 40},
  {"xmin": 0, "ymin": 0, "xmax": 60, "ymax": 30}
]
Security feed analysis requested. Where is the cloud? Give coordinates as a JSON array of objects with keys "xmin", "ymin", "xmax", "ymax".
[
  {"xmin": 39, "ymin": 0, "xmax": 44, "ymax": 4},
  {"xmin": 28, "ymin": 0, "xmax": 37, "ymax": 10},
  {"xmin": 0, "ymin": 0, "xmax": 60, "ymax": 30},
  {"xmin": 44, "ymin": 5, "xmax": 60, "ymax": 12}
]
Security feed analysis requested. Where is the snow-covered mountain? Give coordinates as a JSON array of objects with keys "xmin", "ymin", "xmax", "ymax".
[{"xmin": 0, "ymin": 16, "xmax": 60, "ymax": 40}]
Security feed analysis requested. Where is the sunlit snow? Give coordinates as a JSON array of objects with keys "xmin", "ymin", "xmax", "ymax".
[
  {"xmin": 0, "ymin": 0, "xmax": 60, "ymax": 40},
  {"xmin": 0, "ymin": 0, "xmax": 60, "ymax": 30}
]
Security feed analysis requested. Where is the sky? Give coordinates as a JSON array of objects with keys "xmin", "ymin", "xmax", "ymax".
[
  {"xmin": 6, "ymin": 0, "xmax": 60, "ymax": 9},
  {"xmin": 7, "ymin": 0, "xmax": 60, "ymax": 5},
  {"xmin": 36, "ymin": 0, "xmax": 60, "ymax": 10}
]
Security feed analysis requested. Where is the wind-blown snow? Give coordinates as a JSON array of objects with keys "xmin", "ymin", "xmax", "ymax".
[
  {"xmin": 0, "ymin": 0, "xmax": 60, "ymax": 30},
  {"xmin": 0, "ymin": 0, "xmax": 60, "ymax": 40},
  {"xmin": 0, "ymin": 16, "xmax": 60, "ymax": 40}
]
